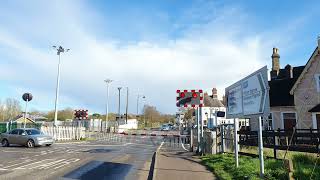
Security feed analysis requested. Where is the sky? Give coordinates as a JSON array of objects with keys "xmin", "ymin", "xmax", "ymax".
[{"xmin": 0, "ymin": 0, "xmax": 319, "ymax": 115}]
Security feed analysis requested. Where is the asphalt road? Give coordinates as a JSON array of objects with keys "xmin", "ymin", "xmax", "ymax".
[{"xmin": 0, "ymin": 135, "xmax": 165, "ymax": 180}]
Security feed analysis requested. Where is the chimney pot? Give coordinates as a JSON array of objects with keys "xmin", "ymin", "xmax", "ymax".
[
  {"xmin": 212, "ymin": 88, "xmax": 218, "ymax": 99},
  {"xmin": 271, "ymin": 47, "xmax": 280, "ymax": 79}
]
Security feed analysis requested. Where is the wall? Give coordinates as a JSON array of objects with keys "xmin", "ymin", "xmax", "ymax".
[
  {"xmin": 294, "ymin": 53, "xmax": 320, "ymax": 129},
  {"xmin": 249, "ymin": 106, "xmax": 295, "ymax": 131}
]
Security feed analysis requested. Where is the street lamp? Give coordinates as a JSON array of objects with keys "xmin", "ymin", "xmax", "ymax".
[
  {"xmin": 104, "ymin": 79, "xmax": 113, "ymax": 129},
  {"xmin": 52, "ymin": 46, "xmax": 70, "ymax": 127},
  {"xmin": 136, "ymin": 94, "xmax": 145, "ymax": 115},
  {"xmin": 141, "ymin": 96, "xmax": 146, "ymax": 127},
  {"xmin": 117, "ymin": 87, "xmax": 122, "ymax": 120}
]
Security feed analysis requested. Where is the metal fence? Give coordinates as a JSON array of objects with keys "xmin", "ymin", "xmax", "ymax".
[{"xmin": 0, "ymin": 122, "xmax": 42, "ymax": 133}]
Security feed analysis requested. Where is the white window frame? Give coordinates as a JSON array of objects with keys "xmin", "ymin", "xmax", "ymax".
[
  {"xmin": 280, "ymin": 112, "xmax": 297, "ymax": 129},
  {"xmin": 314, "ymin": 74, "xmax": 320, "ymax": 92},
  {"xmin": 312, "ymin": 113, "xmax": 320, "ymax": 129},
  {"xmin": 266, "ymin": 113, "xmax": 274, "ymax": 130}
]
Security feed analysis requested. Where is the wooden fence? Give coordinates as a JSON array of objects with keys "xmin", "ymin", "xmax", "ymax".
[
  {"xmin": 41, "ymin": 126, "xmax": 86, "ymax": 141},
  {"xmin": 238, "ymin": 128, "xmax": 320, "ymax": 158}
]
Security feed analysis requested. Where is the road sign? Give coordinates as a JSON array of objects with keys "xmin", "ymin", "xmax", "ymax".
[
  {"xmin": 225, "ymin": 66, "xmax": 269, "ymax": 178},
  {"xmin": 22, "ymin": 93, "xmax": 33, "ymax": 102},
  {"xmin": 225, "ymin": 66, "xmax": 270, "ymax": 118},
  {"xmin": 176, "ymin": 90, "xmax": 203, "ymax": 108}
]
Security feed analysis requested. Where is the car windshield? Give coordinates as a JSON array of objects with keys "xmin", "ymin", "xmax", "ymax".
[{"xmin": 25, "ymin": 129, "xmax": 42, "ymax": 135}]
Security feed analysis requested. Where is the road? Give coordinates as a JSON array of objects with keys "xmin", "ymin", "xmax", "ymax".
[{"xmin": 0, "ymin": 135, "xmax": 164, "ymax": 180}]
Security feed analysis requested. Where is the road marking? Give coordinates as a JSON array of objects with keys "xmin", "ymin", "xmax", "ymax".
[
  {"xmin": 157, "ymin": 141, "xmax": 164, "ymax": 152},
  {"xmin": 1, "ymin": 150, "xmax": 39, "ymax": 153},
  {"xmin": 125, "ymin": 143, "xmax": 157, "ymax": 147},
  {"xmin": 77, "ymin": 144, "xmax": 124, "ymax": 147},
  {"xmin": 181, "ymin": 141, "xmax": 188, "ymax": 151},
  {"xmin": 13, "ymin": 159, "xmax": 56, "ymax": 170},
  {"xmin": 3, "ymin": 159, "xmax": 33, "ymax": 168}
]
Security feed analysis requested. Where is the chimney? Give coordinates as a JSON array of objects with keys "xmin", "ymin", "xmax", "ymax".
[
  {"xmin": 271, "ymin": 47, "xmax": 280, "ymax": 80},
  {"xmin": 284, "ymin": 64, "xmax": 293, "ymax": 79},
  {"xmin": 212, "ymin": 88, "xmax": 218, "ymax": 99}
]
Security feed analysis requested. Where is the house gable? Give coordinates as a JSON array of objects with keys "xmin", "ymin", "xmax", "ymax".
[{"xmin": 290, "ymin": 47, "xmax": 319, "ymax": 95}]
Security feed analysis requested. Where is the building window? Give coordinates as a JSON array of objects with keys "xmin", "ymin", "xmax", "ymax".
[
  {"xmin": 282, "ymin": 112, "xmax": 297, "ymax": 131},
  {"xmin": 266, "ymin": 113, "xmax": 273, "ymax": 130},
  {"xmin": 262, "ymin": 113, "xmax": 273, "ymax": 130},
  {"xmin": 314, "ymin": 74, "xmax": 320, "ymax": 92}
]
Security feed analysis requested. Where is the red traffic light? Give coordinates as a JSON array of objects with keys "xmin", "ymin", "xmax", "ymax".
[
  {"xmin": 192, "ymin": 92, "xmax": 198, "ymax": 98},
  {"xmin": 180, "ymin": 92, "xmax": 185, "ymax": 98}
]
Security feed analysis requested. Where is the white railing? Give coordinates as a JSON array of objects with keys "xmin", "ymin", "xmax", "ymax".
[{"xmin": 41, "ymin": 126, "xmax": 86, "ymax": 141}]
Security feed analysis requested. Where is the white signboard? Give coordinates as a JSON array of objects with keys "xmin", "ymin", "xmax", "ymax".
[
  {"xmin": 242, "ymin": 73, "xmax": 267, "ymax": 115},
  {"xmin": 225, "ymin": 66, "xmax": 269, "ymax": 118},
  {"xmin": 227, "ymin": 85, "xmax": 242, "ymax": 115}
]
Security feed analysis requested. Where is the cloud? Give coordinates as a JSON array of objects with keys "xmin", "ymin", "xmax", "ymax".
[{"xmin": 0, "ymin": 0, "xmax": 295, "ymax": 114}]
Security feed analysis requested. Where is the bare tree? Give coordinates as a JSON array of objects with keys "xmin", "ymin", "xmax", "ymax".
[{"xmin": 0, "ymin": 98, "xmax": 22, "ymax": 121}]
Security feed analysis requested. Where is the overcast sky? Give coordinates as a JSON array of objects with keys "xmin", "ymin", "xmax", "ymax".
[{"xmin": 0, "ymin": 0, "xmax": 319, "ymax": 114}]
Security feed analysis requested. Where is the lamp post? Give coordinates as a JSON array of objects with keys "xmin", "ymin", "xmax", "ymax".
[
  {"xmin": 125, "ymin": 87, "xmax": 129, "ymax": 124},
  {"xmin": 136, "ymin": 94, "xmax": 145, "ymax": 115},
  {"xmin": 52, "ymin": 46, "xmax": 70, "ymax": 127},
  {"xmin": 142, "ymin": 96, "xmax": 146, "ymax": 127},
  {"xmin": 104, "ymin": 79, "xmax": 113, "ymax": 129},
  {"xmin": 117, "ymin": 87, "xmax": 122, "ymax": 120}
]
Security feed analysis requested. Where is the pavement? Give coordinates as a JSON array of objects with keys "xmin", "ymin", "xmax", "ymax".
[
  {"xmin": 0, "ymin": 134, "xmax": 163, "ymax": 180},
  {"xmin": 153, "ymin": 142, "xmax": 216, "ymax": 180}
]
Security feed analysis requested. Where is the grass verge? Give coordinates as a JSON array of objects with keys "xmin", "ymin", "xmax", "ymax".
[
  {"xmin": 240, "ymin": 146, "xmax": 320, "ymax": 179},
  {"xmin": 201, "ymin": 153, "xmax": 288, "ymax": 180}
]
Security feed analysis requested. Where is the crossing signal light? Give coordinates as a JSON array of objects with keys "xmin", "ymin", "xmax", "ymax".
[
  {"xmin": 176, "ymin": 89, "xmax": 203, "ymax": 107},
  {"xmin": 192, "ymin": 92, "xmax": 198, "ymax": 98},
  {"xmin": 74, "ymin": 109, "xmax": 89, "ymax": 120}
]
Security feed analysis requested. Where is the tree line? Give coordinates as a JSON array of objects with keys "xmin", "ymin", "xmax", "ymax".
[{"xmin": 0, "ymin": 98, "xmax": 174, "ymax": 125}]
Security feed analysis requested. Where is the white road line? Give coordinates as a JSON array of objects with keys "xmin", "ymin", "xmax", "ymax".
[
  {"xmin": 157, "ymin": 141, "xmax": 164, "ymax": 152},
  {"xmin": 125, "ymin": 143, "xmax": 157, "ymax": 147},
  {"xmin": 34, "ymin": 159, "xmax": 66, "ymax": 170},
  {"xmin": 2, "ymin": 150, "xmax": 39, "ymax": 154},
  {"xmin": 3, "ymin": 159, "xmax": 33, "ymax": 169},
  {"xmin": 13, "ymin": 159, "xmax": 56, "ymax": 170},
  {"xmin": 77, "ymin": 144, "xmax": 124, "ymax": 147},
  {"xmin": 52, "ymin": 158, "xmax": 80, "ymax": 169},
  {"xmin": 181, "ymin": 141, "xmax": 188, "ymax": 151}
]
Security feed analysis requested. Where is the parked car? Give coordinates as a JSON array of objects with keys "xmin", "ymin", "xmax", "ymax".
[
  {"xmin": 160, "ymin": 124, "xmax": 171, "ymax": 131},
  {"xmin": 0, "ymin": 128, "xmax": 54, "ymax": 148}
]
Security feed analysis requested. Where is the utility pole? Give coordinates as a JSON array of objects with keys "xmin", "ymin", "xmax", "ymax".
[
  {"xmin": 125, "ymin": 87, "xmax": 129, "ymax": 124},
  {"xmin": 136, "ymin": 94, "xmax": 140, "ymax": 115},
  {"xmin": 52, "ymin": 46, "xmax": 70, "ymax": 127},
  {"xmin": 117, "ymin": 87, "xmax": 122, "ymax": 120},
  {"xmin": 104, "ymin": 79, "xmax": 113, "ymax": 130},
  {"xmin": 142, "ymin": 96, "xmax": 146, "ymax": 127}
]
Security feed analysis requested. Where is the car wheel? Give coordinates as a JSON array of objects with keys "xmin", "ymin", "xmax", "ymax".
[
  {"xmin": 26, "ymin": 139, "xmax": 35, "ymax": 148},
  {"xmin": 1, "ymin": 139, "xmax": 9, "ymax": 147}
]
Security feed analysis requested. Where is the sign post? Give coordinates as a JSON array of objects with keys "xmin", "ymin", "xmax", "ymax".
[
  {"xmin": 258, "ymin": 116, "xmax": 265, "ymax": 177},
  {"xmin": 234, "ymin": 118, "xmax": 239, "ymax": 168},
  {"xmin": 225, "ymin": 66, "xmax": 269, "ymax": 178}
]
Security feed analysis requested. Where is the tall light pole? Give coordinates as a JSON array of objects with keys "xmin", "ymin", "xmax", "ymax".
[
  {"xmin": 117, "ymin": 87, "xmax": 122, "ymax": 120},
  {"xmin": 136, "ymin": 94, "xmax": 145, "ymax": 115},
  {"xmin": 142, "ymin": 96, "xmax": 146, "ymax": 127},
  {"xmin": 52, "ymin": 46, "xmax": 70, "ymax": 127},
  {"xmin": 104, "ymin": 79, "xmax": 113, "ymax": 129},
  {"xmin": 125, "ymin": 87, "xmax": 129, "ymax": 124}
]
